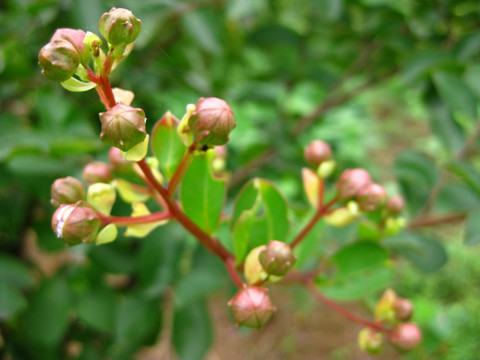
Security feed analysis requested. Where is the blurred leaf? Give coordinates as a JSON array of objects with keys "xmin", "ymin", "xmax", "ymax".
[
  {"xmin": 173, "ymin": 299, "xmax": 212, "ymax": 360},
  {"xmin": 302, "ymin": 167, "xmax": 320, "ymax": 208},
  {"xmin": 76, "ymin": 286, "xmax": 116, "ymax": 331},
  {"xmin": 182, "ymin": 10, "xmax": 221, "ymax": 55},
  {"xmin": 446, "ymin": 161, "xmax": 480, "ymax": 197},
  {"xmin": 464, "ymin": 64, "xmax": 480, "ymax": 99},
  {"xmin": 384, "ymin": 232, "xmax": 447, "ymax": 272},
  {"xmin": 402, "ymin": 51, "xmax": 453, "ymax": 83},
  {"xmin": 174, "ymin": 269, "xmax": 224, "ymax": 309},
  {"xmin": 432, "ymin": 72, "xmax": 477, "ymax": 122},
  {"xmin": 23, "ymin": 276, "xmax": 71, "ymax": 347},
  {"xmin": 151, "ymin": 112, "xmax": 185, "ymax": 179},
  {"xmin": 88, "ymin": 244, "xmax": 136, "ymax": 274},
  {"xmin": 61, "ymin": 77, "xmax": 97, "ymax": 92},
  {"xmin": 464, "ymin": 209, "xmax": 480, "ymax": 245},
  {"xmin": 435, "ymin": 184, "xmax": 480, "ymax": 213},
  {"xmin": 0, "ymin": 255, "xmax": 34, "ymax": 290},
  {"xmin": 429, "ymin": 102, "xmax": 464, "ymax": 153},
  {"xmin": 180, "ymin": 151, "xmax": 226, "ymax": 234},
  {"xmin": 0, "ymin": 282, "xmax": 27, "ymax": 320},
  {"xmin": 319, "ymin": 242, "xmax": 393, "ymax": 300}
]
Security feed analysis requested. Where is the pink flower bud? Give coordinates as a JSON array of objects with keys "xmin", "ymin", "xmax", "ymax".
[
  {"xmin": 227, "ymin": 286, "xmax": 276, "ymax": 328},
  {"xmin": 393, "ymin": 298, "xmax": 414, "ymax": 321},
  {"xmin": 358, "ymin": 328, "xmax": 383, "ymax": 354},
  {"xmin": 99, "ymin": 8, "xmax": 141, "ymax": 45},
  {"xmin": 51, "ymin": 28, "xmax": 89, "ymax": 64},
  {"xmin": 51, "ymin": 176, "xmax": 85, "ymax": 208},
  {"xmin": 51, "ymin": 201, "xmax": 101, "ymax": 245},
  {"xmin": 336, "ymin": 168, "xmax": 372, "ymax": 201},
  {"xmin": 259, "ymin": 240, "xmax": 296, "ymax": 276},
  {"xmin": 386, "ymin": 194, "xmax": 405, "ymax": 214},
  {"xmin": 304, "ymin": 140, "xmax": 332, "ymax": 166},
  {"xmin": 356, "ymin": 183, "xmax": 387, "ymax": 212},
  {"xmin": 189, "ymin": 97, "xmax": 236, "ymax": 146},
  {"xmin": 100, "ymin": 103, "xmax": 146, "ymax": 151},
  {"xmin": 388, "ymin": 323, "xmax": 422, "ymax": 351},
  {"xmin": 82, "ymin": 161, "xmax": 113, "ymax": 185}
]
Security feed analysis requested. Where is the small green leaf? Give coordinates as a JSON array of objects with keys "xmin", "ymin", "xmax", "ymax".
[
  {"xmin": 174, "ymin": 269, "xmax": 224, "ymax": 309},
  {"xmin": 445, "ymin": 161, "xmax": 480, "ymax": 197},
  {"xmin": 76, "ymin": 286, "xmax": 117, "ymax": 331},
  {"xmin": 96, "ymin": 224, "xmax": 118, "ymax": 245},
  {"xmin": 0, "ymin": 255, "xmax": 34, "ymax": 290},
  {"xmin": 151, "ymin": 112, "xmax": 185, "ymax": 179},
  {"xmin": 61, "ymin": 77, "xmax": 97, "ymax": 92},
  {"xmin": 0, "ymin": 283, "xmax": 27, "ymax": 320},
  {"xmin": 464, "ymin": 209, "xmax": 480, "ymax": 245},
  {"xmin": 180, "ymin": 150, "xmax": 226, "ymax": 234},
  {"xmin": 173, "ymin": 299, "xmax": 212, "ymax": 360}
]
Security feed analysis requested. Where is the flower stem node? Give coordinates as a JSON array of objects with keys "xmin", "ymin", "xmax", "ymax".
[
  {"xmin": 304, "ymin": 140, "xmax": 332, "ymax": 167},
  {"xmin": 51, "ymin": 201, "xmax": 101, "ymax": 246},
  {"xmin": 356, "ymin": 183, "xmax": 387, "ymax": 212},
  {"xmin": 336, "ymin": 168, "xmax": 372, "ymax": 201},
  {"xmin": 388, "ymin": 323, "xmax": 422, "ymax": 352},
  {"xmin": 51, "ymin": 176, "xmax": 85, "ymax": 208},
  {"xmin": 38, "ymin": 28, "xmax": 88, "ymax": 82},
  {"xmin": 188, "ymin": 97, "xmax": 236, "ymax": 146},
  {"xmin": 227, "ymin": 286, "xmax": 276, "ymax": 329},
  {"xmin": 100, "ymin": 103, "xmax": 147, "ymax": 151},
  {"xmin": 259, "ymin": 240, "xmax": 296, "ymax": 277},
  {"xmin": 83, "ymin": 161, "xmax": 113, "ymax": 185},
  {"xmin": 358, "ymin": 328, "xmax": 383, "ymax": 354},
  {"xmin": 99, "ymin": 8, "xmax": 141, "ymax": 46}
]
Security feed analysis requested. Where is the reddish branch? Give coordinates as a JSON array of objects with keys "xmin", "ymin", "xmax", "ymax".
[
  {"xmin": 99, "ymin": 211, "xmax": 172, "ymax": 226},
  {"xmin": 408, "ymin": 213, "xmax": 466, "ymax": 229}
]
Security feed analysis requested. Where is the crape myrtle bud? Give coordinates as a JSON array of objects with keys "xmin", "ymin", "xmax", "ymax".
[
  {"xmin": 304, "ymin": 140, "xmax": 332, "ymax": 166},
  {"xmin": 99, "ymin": 8, "xmax": 141, "ymax": 45},
  {"xmin": 358, "ymin": 328, "xmax": 383, "ymax": 354},
  {"xmin": 227, "ymin": 286, "xmax": 276, "ymax": 328},
  {"xmin": 336, "ymin": 168, "xmax": 372, "ymax": 201},
  {"xmin": 189, "ymin": 97, "xmax": 236, "ymax": 146},
  {"xmin": 51, "ymin": 28, "xmax": 89, "ymax": 64},
  {"xmin": 51, "ymin": 201, "xmax": 101, "ymax": 245},
  {"xmin": 51, "ymin": 176, "xmax": 85, "ymax": 208},
  {"xmin": 100, "ymin": 103, "xmax": 146, "ymax": 151},
  {"xmin": 386, "ymin": 194, "xmax": 405, "ymax": 214},
  {"xmin": 393, "ymin": 298, "xmax": 414, "ymax": 321},
  {"xmin": 388, "ymin": 323, "xmax": 422, "ymax": 352},
  {"xmin": 82, "ymin": 161, "xmax": 113, "ymax": 185},
  {"xmin": 259, "ymin": 240, "xmax": 296, "ymax": 277},
  {"xmin": 374, "ymin": 289, "xmax": 397, "ymax": 323},
  {"xmin": 356, "ymin": 183, "xmax": 387, "ymax": 212}
]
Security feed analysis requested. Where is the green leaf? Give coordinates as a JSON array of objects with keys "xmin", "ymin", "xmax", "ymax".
[
  {"xmin": 76, "ymin": 286, "xmax": 117, "ymax": 331},
  {"xmin": 151, "ymin": 112, "xmax": 185, "ymax": 179},
  {"xmin": 445, "ymin": 161, "xmax": 480, "ymax": 197},
  {"xmin": 319, "ymin": 242, "xmax": 393, "ymax": 300},
  {"xmin": 464, "ymin": 209, "xmax": 480, "ymax": 245},
  {"xmin": 0, "ymin": 282, "xmax": 27, "ymax": 320},
  {"xmin": 61, "ymin": 77, "xmax": 97, "ymax": 92},
  {"xmin": 174, "ymin": 269, "xmax": 224, "ymax": 309},
  {"xmin": 180, "ymin": 151, "xmax": 226, "ymax": 234},
  {"xmin": 173, "ymin": 299, "xmax": 212, "ymax": 360},
  {"xmin": 384, "ymin": 232, "xmax": 447, "ymax": 273},
  {"xmin": 402, "ymin": 51, "xmax": 453, "ymax": 83},
  {"xmin": 429, "ymin": 102, "xmax": 464, "ymax": 153},
  {"xmin": 433, "ymin": 72, "xmax": 477, "ymax": 121},
  {"xmin": 464, "ymin": 64, "xmax": 480, "ymax": 99},
  {"xmin": 182, "ymin": 11, "xmax": 221, "ymax": 55},
  {"xmin": 22, "ymin": 276, "xmax": 71, "ymax": 347},
  {"xmin": 231, "ymin": 178, "xmax": 290, "ymax": 262},
  {"xmin": 0, "ymin": 255, "xmax": 34, "ymax": 290}
]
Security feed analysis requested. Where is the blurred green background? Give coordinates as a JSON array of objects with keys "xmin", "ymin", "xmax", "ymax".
[{"xmin": 1, "ymin": 0, "xmax": 480, "ymax": 359}]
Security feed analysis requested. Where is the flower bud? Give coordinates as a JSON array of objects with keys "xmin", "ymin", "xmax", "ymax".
[
  {"xmin": 358, "ymin": 328, "xmax": 383, "ymax": 354},
  {"xmin": 388, "ymin": 323, "xmax": 422, "ymax": 351},
  {"xmin": 393, "ymin": 298, "xmax": 413, "ymax": 321},
  {"xmin": 227, "ymin": 286, "xmax": 276, "ymax": 328},
  {"xmin": 304, "ymin": 140, "xmax": 332, "ymax": 166},
  {"xmin": 51, "ymin": 28, "xmax": 89, "ymax": 64},
  {"xmin": 51, "ymin": 201, "xmax": 101, "ymax": 245},
  {"xmin": 82, "ymin": 161, "xmax": 113, "ymax": 185},
  {"xmin": 39, "ymin": 41, "xmax": 79, "ymax": 82},
  {"xmin": 99, "ymin": 8, "xmax": 141, "ymax": 45},
  {"xmin": 259, "ymin": 240, "xmax": 296, "ymax": 276},
  {"xmin": 100, "ymin": 103, "xmax": 146, "ymax": 151},
  {"xmin": 374, "ymin": 289, "xmax": 397, "ymax": 323},
  {"xmin": 51, "ymin": 176, "xmax": 85, "ymax": 208},
  {"xmin": 336, "ymin": 168, "xmax": 372, "ymax": 201},
  {"xmin": 356, "ymin": 183, "xmax": 387, "ymax": 212},
  {"xmin": 189, "ymin": 97, "xmax": 236, "ymax": 146},
  {"xmin": 386, "ymin": 194, "xmax": 405, "ymax": 214},
  {"xmin": 244, "ymin": 246, "xmax": 268, "ymax": 285}
]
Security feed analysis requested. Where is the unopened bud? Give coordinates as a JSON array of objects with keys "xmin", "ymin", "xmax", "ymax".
[
  {"xmin": 374, "ymin": 289, "xmax": 397, "ymax": 323},
  {"xmin": 393, "ymin": 298, "xmax": 413, "ymax": 321},
  {"xmin": 100, "ymin": 103, "xmax": 146, "ymax": 151},
  {"xmin": 189, "ymin": 97, "xmax": 236, "ymax": 146},
  {"xmin": 358, "ymin": 328, "xmax": 383, "ymax": 354},
  {"xmin": 386, "ymin": 194, "xmax": 405, "ymax": 214},
  {"xmin": 51, "ymin": 201, "xmax": 101, "ymax": 245},
  {"xmin": 51, "ymin": 28, "xmax": 89, "ymax": 64},
  {"xmin": 304, "ymin": 140, "xmax": 332, "ymax": 166},
  {"xmin": 51, "ymin": 176, "xmax": 85, "ymax": 207},
  {"xmin": 336, "ymin": 168, "xmax": 372, "ymax": 201},
  {"xmin": 99, "ymin": 8, "xmax": 141, "ymax": 45},
  {"xmin": 388, "ymin": 323, "xmax": 422, "ymax": 351},
  {"xmin": 259, "ymin": 240, "xmax": 296, "ymax": 276},
  {"xmin": 227, "ymin": 286, "xmax": 276, "ymax": 328},
  {"xmin": 356, "ymin": 183, "xmax": 387, "ymax": 212},
  {"xmin": 82, "ymin": 161, "xmax": 113, "ymax": 185}
]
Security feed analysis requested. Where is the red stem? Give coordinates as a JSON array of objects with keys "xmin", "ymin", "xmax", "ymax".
[
  {"xmin": 167, "ymin": 144, "xmax": 196, "ymax": 195},
  {"xmin": 100, "ymin": 75, "xmax": 116, "ymax": 109},
  {"xmin": 306, "ymin": 282, "xmax": 389, "ymax": 333},
  {"xmin": 225, "ymin": 257, "xmax": 244, "ymax": 288},
  {"xmin": 100, "ymin": 211, "xmax": 172, "ymax": 226}
]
